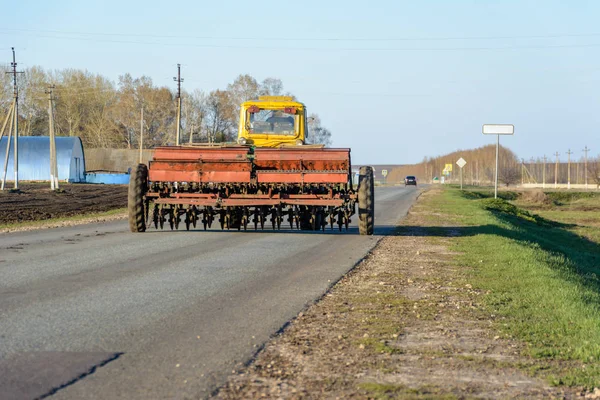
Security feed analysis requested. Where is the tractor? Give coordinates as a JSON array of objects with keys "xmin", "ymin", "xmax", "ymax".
[{"xmin": 128, "ymin": 96, "xmax": 374, "ymax": 234}]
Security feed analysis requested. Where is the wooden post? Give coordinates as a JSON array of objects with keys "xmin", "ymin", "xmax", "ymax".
[
  {"xmin": 47, "ymin": 87, "xmax": 59, "ymax": 190},
  {"xmin": 583, "ymin": 146, "xmax": 590, "ymax": 190},
  {"xmin": 566, "ymin": 149, "xmax": 573, "ymax": 189},
  {"xmin": 175, "ymin": 97, "xmax": 181, "ymax": 146},
  {"xmin": 543, "ymin": 155, "xmax": 547, "ymax": 189},
  {"xmin": 139, "ymin": 107, "xmax": 144, "ymax": 164},
  {"xmin": 554, "ymin": 152, "xmax": 559, "ymax": 188},
  {"xmin": 1, "ymin": 104, "xmax": 15, "ymax": 190},
  {"xmin": 13, "ymin": 98, "xmax": 18, "ymax": 189},
  {"xmin": 0, "ymin": 101, "xmax": 14, "ymax": 141}
]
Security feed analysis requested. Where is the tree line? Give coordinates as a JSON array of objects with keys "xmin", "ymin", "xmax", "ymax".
[
  {"xmin": 388, "ymin": 144, "xmax": 600, "ymax": 188},
  {"xmin": 0, "ymin": 67, "xmax": 332, "ymax": 149}
]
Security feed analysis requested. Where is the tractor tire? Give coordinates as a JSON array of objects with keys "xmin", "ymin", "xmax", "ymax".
[
  {"xmin": 358, "ymin": 166, "xmax": 374, "ymax": 236},
  {"xmin": 128, "ymin": 163, "xmax": 148, "ymax": 233}
]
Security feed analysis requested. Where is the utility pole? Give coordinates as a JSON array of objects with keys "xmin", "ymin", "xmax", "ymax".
[
  {"xmin": 173, "ymin": 64, "xmax": 183, "ymax": 146},
  {"xmin": 566, "ymin": 149, "xmax": 573, "ymax": 190},
  {"xmin": 543, "ymin": 155, "xmax": 547, "ymax": 189},
  {"xmin": 139, "ymin": 106, "xmax": 144, "ymax": 163},
  {"xmin": 554, "ymin": 152, "xmax": 560, "ymax": 188},
  {"xmin": 46, "ymin": 86, "xmax": 59, "ymax": 190},
  {"xmin": 6, "ymin": 47, "xmax": 24, "ymax": 189},
  {"xmin": 529, "ymin": 157, "xmax": 535, "ymax": 183},
  {"xmin": 583, "ymin": 146, "xmax": 590, "ymax": 190},
  {"xmin": 521, "ymin": 158, "xmax": 524, "ymax": 186}
]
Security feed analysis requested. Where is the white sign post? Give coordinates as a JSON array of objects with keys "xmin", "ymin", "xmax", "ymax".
[
  {"xmin": 381, "ymin": 169, "xmax": 388, "ymax": 185},
  {"xmin": 456, "ymin": 157, "xmax": 467, "ymax": 190},
  {"xmin": 483, "ymin": 124, "xmax": 514, "ymax": 199}
]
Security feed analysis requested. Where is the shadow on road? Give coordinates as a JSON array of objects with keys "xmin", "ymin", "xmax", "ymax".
[{"xmin": 143, "ymin": 224, "xmax": 404, "ymax": 236}]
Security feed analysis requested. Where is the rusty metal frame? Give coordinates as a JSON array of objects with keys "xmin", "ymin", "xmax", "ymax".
[
  {"xmin": 146, "ymin": 191, "xmax": 356, "ymax": 208},
  {"xmin": 145, "ymin": 145, "xmax": 355, "ymax": 208}
]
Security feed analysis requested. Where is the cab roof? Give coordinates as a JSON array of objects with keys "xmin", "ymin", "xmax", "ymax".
[{"xmin": 242, "ymin": 96, "xmax": 305, "ymax": 109}]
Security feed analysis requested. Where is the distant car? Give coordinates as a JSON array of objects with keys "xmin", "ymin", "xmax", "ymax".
[{"xmin": 405, "ymin": 176, "xmax": 417, "ymax": 186}]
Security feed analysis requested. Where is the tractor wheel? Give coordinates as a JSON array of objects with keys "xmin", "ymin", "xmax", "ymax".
[
  {"xmin": 128, "ymin": 163, "xmax": 148, "ymax": 232},
  {"xmin": 358, "ymin": 166, "xmax": 374, "ymax": 235}
]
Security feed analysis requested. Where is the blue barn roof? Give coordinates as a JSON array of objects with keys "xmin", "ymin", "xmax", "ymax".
[{"xmin": 0, "ymin": 136, "xmax": 85, "ymax": 182}]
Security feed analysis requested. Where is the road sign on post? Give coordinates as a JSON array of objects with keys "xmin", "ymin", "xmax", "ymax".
[
  {"xmin": 483, "ymin": 124, "xmax": 514, "ymax": 199},
  {"xmin": 456, "ymin": 157, "xmax": 467, "ymax": 190}
]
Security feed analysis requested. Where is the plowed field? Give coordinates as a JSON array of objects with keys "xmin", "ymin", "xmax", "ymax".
[{"xmin": 0, "ymin": 183, "xmax": 128, "ymax": 225}]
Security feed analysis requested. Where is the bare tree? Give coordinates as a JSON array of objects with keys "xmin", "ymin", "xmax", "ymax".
[
  {"xmin": 499, "ymin": 165, "xmax": 521, "ymax": 186},
  {"xmin": 588, "ymin": 156, "xmax": 600, "ymax": 189},
  {"xmin": 306, "ymin": 113, "xmax": 332, "ymax": 146},
  {"xmin": 205, "ymin": 90, "xmax": 236, "ymax": 143},
  {"xmin": 182, "ymin": 89, "xmax": 207, "ymax": 143},
  {"xmin": 259, "ymin": 77, "xmax": 284, "ymax": 96},
  {"xmin": 0, "ymin": 67, "xmax": 334, "ymax": 149},
  {"xmin": 19, "ymin": 66, "xmax": 49, "ymax": 136},
  {"xmin": 227, "ymin": 74, "xmax": 259, "ymax": 105},
  {"xmin": 226, "ymin": 74, "xmax": 259, "ymax": 127}
]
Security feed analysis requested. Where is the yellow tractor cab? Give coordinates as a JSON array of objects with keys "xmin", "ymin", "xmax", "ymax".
[{"xmin": 238, "ymin": 96, "xmax": 308, "ymax": 148}]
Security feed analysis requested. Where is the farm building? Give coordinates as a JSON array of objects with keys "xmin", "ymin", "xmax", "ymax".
[{"xmin": 0, "ymin": 136, "xmax": 85, "ymax": 182}]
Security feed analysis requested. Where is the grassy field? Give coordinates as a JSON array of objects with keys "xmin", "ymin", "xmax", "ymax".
[{"xmin": 431, "ymin": 188, "xmax": 600, "ymax": 387}]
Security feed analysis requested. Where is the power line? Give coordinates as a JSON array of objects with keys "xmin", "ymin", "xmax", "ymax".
[
  {"xmin": 3, "ymin": 31, "xmax": 600, "ymax": 52},
  {"xmin": 3, "ymin": 27, "xmax": 600, "ymax": 42}
]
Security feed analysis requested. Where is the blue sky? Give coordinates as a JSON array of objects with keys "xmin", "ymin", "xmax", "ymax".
[{"xmin": 4, "ymin": 0, "xmax": 599, "ymax": 164}]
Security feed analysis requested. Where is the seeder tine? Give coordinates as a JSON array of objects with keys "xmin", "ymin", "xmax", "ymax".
[
  {"xmin": 174, "ymin": 207, "xmax": 181, "ymax": 230},
  {"xmin": 145, "ymin": 201, "xmax": 150, "ymax": 224},
  {"xmin": 185, "ymin": 210, "xmax": 191, "ymax": 231},
  {"xmin": 288, "ymin": 208, "xmax": 294, "ymax": 230},
  {"xmin": 191, "ymin": 206, "xmax": 198, "ymax": 228},
  {"xmin": 153, "ymin": 205, "xmax": 159, "ymax": 229}
]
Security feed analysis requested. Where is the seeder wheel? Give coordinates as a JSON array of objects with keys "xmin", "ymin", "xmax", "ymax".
[
  {"xmin": 128, "ymin": 163, "xmax": 148, "ymax": 233},
  {"xmin": 358, "ymin": 166, "xmax": 375, "ymax": 235}
]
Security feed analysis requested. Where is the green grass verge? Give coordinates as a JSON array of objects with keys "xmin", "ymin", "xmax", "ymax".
[
  {"xmin": 359, "ymin": 382, "xmax": 459, "ymax": 400},
  {"xmin": 0, "ymin": 207, "xmax": 127, "ymax": 231},
  {"xmin": 424, "ymin": 189, "xmax": 600, "ymax": 388}
]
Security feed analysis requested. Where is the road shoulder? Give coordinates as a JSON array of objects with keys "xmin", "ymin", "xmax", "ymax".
[{"xmin": 215, "ymin": 189, "xmax": 579, "ymax": 399}]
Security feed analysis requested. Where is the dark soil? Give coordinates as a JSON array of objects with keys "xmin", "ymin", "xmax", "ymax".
[{"xmin": 0, "ymin": 183, "xmax": 127, "ymax": 225}]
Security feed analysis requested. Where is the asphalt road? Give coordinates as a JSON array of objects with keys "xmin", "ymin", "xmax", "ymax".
[{"xmin": 0, "ymin": 185, "xmax": 421, "ymax": 400}]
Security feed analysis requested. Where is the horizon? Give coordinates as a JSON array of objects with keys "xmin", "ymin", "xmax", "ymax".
[{"xmin": 4, "ymin": 0, "xmax": 599, "ymax": 165}]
